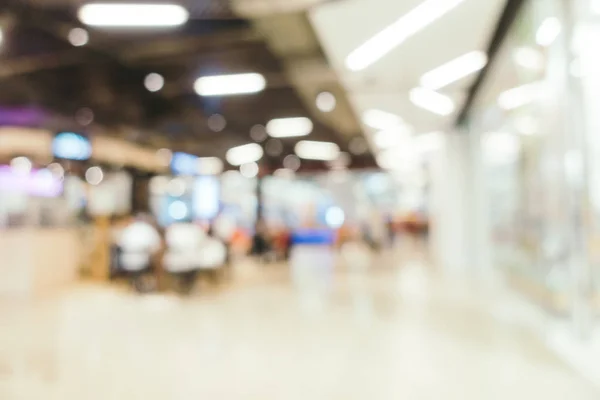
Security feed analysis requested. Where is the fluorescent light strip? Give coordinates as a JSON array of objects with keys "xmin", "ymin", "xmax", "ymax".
[
  {"xmin": 409, "ymin": 87, "xmax": 455, "ymax": 116},
  {"xmin": 420, "ymin": 51, "xmax": 487, "ymax": 90},
  {"xmin": 362, "ymin": 109, "xmax": 404, "ymax": 130},
  {"xmin": 194, "ymin": 73, "xmax": 266, "ymax": 97},
  {"xmin": 345, "ymin": 0, "xmax": 467, "ymax": 71},
  {"xmin": 266, "ymin": 117, "xmax": 313, "ymax": 138},
  {"xmin": 226, "ymin": 143, "xmax": 264, "ymax": 166},
  {"xmin": 78, "ymin": 3, "xmax": 189, "ymax": 28},
  {"xmin": 295, "ymin": 140, "xmax": 340, "ymax": 161},
  {"xmin": 497, "ymin": 82, "xmax": 540, "ymax": 110}
]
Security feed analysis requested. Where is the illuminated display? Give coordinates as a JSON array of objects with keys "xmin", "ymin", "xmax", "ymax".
[
  {"xmin": 171, "ymin": 152, "xmax": 198, "ymax": 176},
  {"xmin": 53, "ymin": 132, "xmax": 92, "ymax": 160}
]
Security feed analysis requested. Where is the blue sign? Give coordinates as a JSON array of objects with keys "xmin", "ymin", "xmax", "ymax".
[
  {"xmin": 53, "ymin": 132, "xmax": 91, "ymax": 160},
  {"xmin": 171, "ymin": 152, "xmax": 198, "ymax": 175}
]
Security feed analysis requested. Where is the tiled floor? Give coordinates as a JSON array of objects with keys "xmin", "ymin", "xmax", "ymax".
[{"xmin": 1, "ymin": 249, "xmax": 598, "ymax": 399}]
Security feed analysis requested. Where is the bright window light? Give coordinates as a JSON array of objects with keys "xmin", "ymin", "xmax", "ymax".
[
  {"xmin": 78, "ymin": 3, "xmax": 189, "ymax": 28},
  {"xmin": 266, "ymin": 117, "xmax": 313, "ymax": 138},
  {"xmin": 345, "ymin": 0, "xmax": 467, "ymax": 71},
  {"xmin": 513, "ymin": 47, "xmax": 544, "ymax": 71},
  {"xmin": 409, "ymin": 87, "xmax": 455, "ymax": 116},
  {"xmin": 295, "ymin": 140, "xmax": 340, "ymax": 161},
  {"xmin": 536, "ymin": 17, "xmax": 561, "ymax": 47},
  {"xmin": 498, "ymin": 82, "xmax": 540, "ymax": 110},
  {"xmin": 362, "ymin": 109, "xmax": 404, "ymax": 130},
  {"xmin": 593, "ymin": 0, "xmax": 600, "ymax": 14},
  {"xmin": 194, "ymin": 73, "xmax": 266, "ymax": 96},
  {"xmin": 420, "ymin": 51, "xmax": 487, "ymax": 90},
  {"xmin": 226, "ymin": 143, "xmax": 264, "ymax": 166}
]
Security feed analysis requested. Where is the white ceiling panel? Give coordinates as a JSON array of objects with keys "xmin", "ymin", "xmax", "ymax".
[{"xmin": 309, "ymin": 0, "xmax": 507, "ymax": 158}]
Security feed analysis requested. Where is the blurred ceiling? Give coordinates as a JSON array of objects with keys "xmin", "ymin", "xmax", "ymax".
[
  {"xmin": 0, "ymin": 0, "xmax": 374, "ymax": 170},
  {"xmin": 308, "ymin": 0, "xmax": 507, "ymax": 150}
]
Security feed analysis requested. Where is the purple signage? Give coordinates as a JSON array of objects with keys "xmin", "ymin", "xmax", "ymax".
[
  {"xmin": 0, "ymin": 107, "xmax": 46, "ymax": 126},
  {"xmin": 0, "ymin": 166, "xmax": 63, "ymax": 197}
]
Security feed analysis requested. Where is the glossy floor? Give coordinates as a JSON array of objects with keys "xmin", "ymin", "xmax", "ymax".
[{"xmin": 1, "ymin": 250, "xmax": 598, "ymax": 399}]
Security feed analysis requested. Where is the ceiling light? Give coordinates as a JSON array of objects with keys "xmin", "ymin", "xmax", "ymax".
[
  {"xmin": 498, "ymin": 82, "xmax": 540, "ymax": 110},
  {"xmin": 316, "ymin": 92, "xmax": 336, "ymax": 112},
  {"xmin": 420, "ymin": 51, "xmax": 487, "ymax": 90},
  {"xmin": 409, "ymin": 87, "xmax": 455, "ymax": 116},
  {"xmin": 266, "ymin": 117, "xmax": 313, "ymax": 138},
  {"xmin": 68, "ymin": 28, "xmax": 89, "ymax": 47},
  {"xmin": 295, "ymin": 140, "xmax": 340, "ymax": 161},
  {"xmin": 194, "ymin": 73, "xmax": 266, "ymax": 97},
  {"xmin": 513, "ymin": 47, "xmax": 544, "ymax": 71},
  {"xmin": 362, "ymin": 109, "xmax": 404, "ymax": 130},
  {"xmin": 78, "ymin": 3, "xmax": 189, "ymax": 28},
  {"xmin": 536, "ymin": 17, "xmax": 561, "ymax": 47},
  {"xmin": 345, "ymin": 0, "xmax": 467, "ymax": 71},
  {"xmin": 226, "ymin": 143, "xmax": 264, "ymax": 166},
  {"xmin": 240, "ymin": 162, "xmax": 259, "ymax": 178},
  {"xmin": 144, "ymin": 73, "xmax": 164, "ymax": 92}
]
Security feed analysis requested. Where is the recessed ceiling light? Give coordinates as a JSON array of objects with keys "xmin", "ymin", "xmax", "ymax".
[
  {"xmin": 295, "ymin": 140, "xmax": 340, "ymax": 161},
  {"xmin": 409, "ymin": 87, "xmax": 455, "ymax": 116},
  {"xmin": 226, "ymin": 143, "xmax": 264, "ymax": 166},
  {"xmin": 250, "ymin": 124, "xmax": 268, "ymax": 142},
  {"xmin": 144, "ymin": 73, "xmax": 164, "ymax": 92},
  {"xmin": 345, "ymin": 0, "xmax": 467, "ymax": 71},
  {"xmin": 266, "ymin": 117, "xmax": 313, "ymax": 138},
  {"xmin": 194, "ymin": 73, "xmax": 266, "ymax": 97},
  {"xmin": 78, "ymin": 3, "xmax": 189, "ymax": 28},
  {"xmin": 316, "ymin": 92, "xmax": 336, "ymax": 112},
  {"xmin": 68, "ymin": 28, "xmax": 89, "ymax": 46},
  {"xmin": 420, "ymin": 51, "xmax": 487, "ymax": 90}
]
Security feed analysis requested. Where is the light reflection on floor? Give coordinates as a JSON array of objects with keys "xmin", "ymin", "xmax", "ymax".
[{"xmin": 0, "ymin": 245, "xmax": 598, "ymax": 399}]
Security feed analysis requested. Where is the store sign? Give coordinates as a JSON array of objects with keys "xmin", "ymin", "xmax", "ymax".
[
  {"xmin": 0, "ymin": 166, "xmax": 62, "ymax": 197},
  {"xmin": 171, "ymin": 152, "xmax": 198, "ymax": 175},
  {"xmin": 53, "ymin": 132, "xmax": 92, "ymax": 160}
]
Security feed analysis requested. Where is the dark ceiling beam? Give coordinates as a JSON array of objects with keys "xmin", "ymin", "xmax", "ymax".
[{"xmin": 455, "ymin": 0, "xmax": 526, "ymax": 126}]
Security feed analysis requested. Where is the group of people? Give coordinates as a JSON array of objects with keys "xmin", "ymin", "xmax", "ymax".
[{"xmin": 110, "ymin": 214, "xmax": 228, "ymax": 293}]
